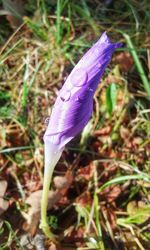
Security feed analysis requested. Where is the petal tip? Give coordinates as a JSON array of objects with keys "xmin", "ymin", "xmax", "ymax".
[
  {"xmin": 114, "ymin": 42, "xmax": 123, "ymax": 49},
  {"xmin": 98, "ymin": 31, "xmax": 110, "ymax": 44}
]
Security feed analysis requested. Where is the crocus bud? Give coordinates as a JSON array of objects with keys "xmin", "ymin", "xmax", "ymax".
[
  {"xmin": 44, "ymin": 32, "xmax": 122, "ymax": 152},
  {"xmin": 41, "ymin": 32, "xmax": 122, "ymax": 240}
]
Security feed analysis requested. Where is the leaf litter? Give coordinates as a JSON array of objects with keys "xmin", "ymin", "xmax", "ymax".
[{"xmin": 0, "ymin": 1, "xmax": 150, "ymax": 249}]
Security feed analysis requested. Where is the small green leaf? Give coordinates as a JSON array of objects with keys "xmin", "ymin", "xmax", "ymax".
[{"xmin": 106, "ymin": 82, "xmax": 117, "ymax": 115}]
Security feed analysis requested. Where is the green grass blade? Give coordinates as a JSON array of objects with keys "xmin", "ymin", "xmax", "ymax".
[
  {"xmin": 56, "ymin": 0, "xmax": 68, "ymax": 44},
  {"xmin": 72, "ymin": 1, "xmax": 99, "ymax": 35},
  {"xmin": 0, "ymin": 146, "xmax": 34, "ymax": 154},
  {"xmin": 97, "ymin": 174, "xmax": 150, "ymax": 193},
  {"xmin": 123, "ymin": 33, "xmax": 150, "ymax": 99},
  {"xmin": 56, "ymin": 0, "xmax": 61, "ymax": 44},
  {"xmin": 94, "ymin": 193, "xmax": 105, "ymax": 250},
  {"xmin": 0, "ymin": 39, "xmax": 23, "ymax": 64}
]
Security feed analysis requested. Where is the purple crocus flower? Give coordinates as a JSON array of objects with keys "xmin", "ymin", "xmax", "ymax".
[
  {"xmin": 41, "ymin": 32, "xmax": 122, "ymax": 240},
  {"xmin": 44, "ymin": 32, "xmax": 122, "ymax": 152}
]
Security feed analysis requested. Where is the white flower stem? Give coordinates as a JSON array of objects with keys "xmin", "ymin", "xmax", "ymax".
[{"xmin": 40, "ymin": 141, "xmax": 62, "ymax": 241}]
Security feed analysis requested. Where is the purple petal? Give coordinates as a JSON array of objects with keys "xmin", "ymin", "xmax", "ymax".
[{"xmin": 44, "ymin": 32, "xmax": 122, "ymax": 150}]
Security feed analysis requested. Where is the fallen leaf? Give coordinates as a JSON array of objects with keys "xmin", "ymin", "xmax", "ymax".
[
  {"xmin": 93, "ymin": 125, "xmax": 112, "ymax": 136},
  {"xmin": 0, "ymin": 180, "xmax": 7, "ymax": 197},
  {"xmin": 76, "ymin": 163, "xmax": 95, "ymax": 181},
  {"xmin": 53, "ymin": 176, "xmax": 68, "ymax": 189},
  {"xmin": 76, "ymin": 191, "xmax": 92, "ymax": 207},
  {"xmin": 132, "ymin": 137, "xmax": 143, "ymax": 146},
  {"xmin": 102, "ymin": 205, "xmax": 117, "ymax": 230},
  {"xmin": 120, "ymin": 126, "xmax": 130, "ymax": 141},
  {"xmin": 0, "ymin": 199, "xmax": 9, "ymax": 215},
  {"xmin": 115, "ymin": 52, "xmax": 133, "ymax": 72},
  {"xmin": 127, "ymin": 200, "xmax": 145, "ymax": 215},
  {"xmin": 0, "ymin": 180, "xmax": 9, "ymax": 215},
  {"xmin": 101, "ymin": 185, "xmax": 121, "ymax": 203},
  {"xmin": 22, "ymin": 190, "xmax": 62, "ymax": 236},
  {"xmin": 63, "ymin": 225, "xmax": 84, "ymax": 246},
  {"xmin": 48, "ymin": 242, "xmax": 59, "ymax": 250},
  {"xmin": 22, "ymin": 171, "xmax": 73, "ymax": 236}
]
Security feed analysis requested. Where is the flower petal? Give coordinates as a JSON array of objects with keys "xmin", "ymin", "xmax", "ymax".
[{"xmin": 44, "ymin": 33, "xmax": 122, "ymax": 150}]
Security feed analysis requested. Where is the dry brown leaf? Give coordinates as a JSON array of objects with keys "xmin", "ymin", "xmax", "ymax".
[
  {"xmin": 127, "ymin": 200, "xmax": 145, "ymax": 215},
  {"xmin": 0, "ymin": 180, "xmax": 9, "ymax": 215},
  {"xmin": 0, "ymin": 180, "xmax": 7, "ymax": 197},
  {"xmin": 93, "ymin": 126, "xmax": 112, "ymax": 136},
  {"xmin": 22, "ymin": 171, "xmax": 73, "ymax": 236},
  {"xmin": 76, "ymin": 163, "xmax": 95, "ymax": 181},
  {"xmin": 76, "ymin": 191, "xmax": 92, "ymax": 207},
  {"xmin": 48, "ymin": 242, "xmax": 59, "ymax": 250},
  {"xmin": 115, "ymin": 52, "xmax": 133, "ymax": 72},
  {"xmin": 53, "ymin": 176, "xmax": 68, "ymax": 189},
  {"xmin": 101, "ymin": 185, "xmax": 121, "ymax": 203},
  {"xmin": 102, "ymin": 206, "xmax": 117, "ymax": 231},
  {"xmin": 120, "ymin": 126, "xmax": 130, "ymax": 141},
  {"xmin": 63, "ymin": 226, "xmax": 84, "ymax": 247},
  {"xmin": 132, "ymin": 137, "xmax": 143, "ymax": 146},
  {"xmin": 0, "ymin": 199, "xmax": 9, "ymax": 215},
  {"xmin": 22, "ymin": 190, "xmax": 62, "ymax": 236}
]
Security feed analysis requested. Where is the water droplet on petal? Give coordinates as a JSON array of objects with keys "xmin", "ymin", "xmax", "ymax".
[
  {"xmin": 60, "ymin": 89, "xmax": 71, "ymax": 102},
  {"xmin": 75, "ymin": 96, "xmax": 82, "ymax": 102},
  {"xmin": 94, "ymin": 47, "xmax": 100, "ymax": 55},
  {"xmin": 71, "ymin": 68, "xmax": 88, "ymax": 87},
  {"xmin": 88, "ymin": 88, "xmax": 94, "ymax": 92},
  {"xmin": 44, "ymin": 117, "xmax": 50, "ymax": 124}
]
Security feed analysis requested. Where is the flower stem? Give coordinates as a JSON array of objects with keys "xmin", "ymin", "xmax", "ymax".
[
  {"xmin": 40, "ymin": 142, "xmax": 62, "ymax": 241},
  {"xmin": 40, "ymin": 162, "xmax": 55, "ymax": 240}
]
